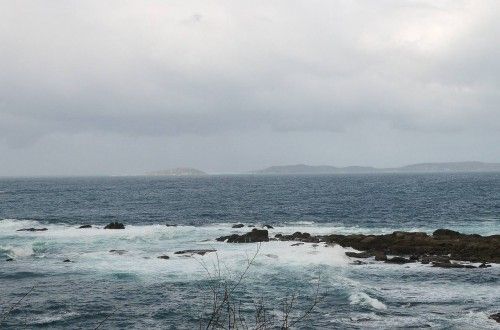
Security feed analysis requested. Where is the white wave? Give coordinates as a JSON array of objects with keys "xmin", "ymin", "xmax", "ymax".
[
  {"xmin": 0, "ymin": 245, "xmax": 34, "ymax": 257},
  {"xmin": 349, "ymin": 292, "xmax": 387, "ymax": 310},
  {"xmin": 28, "ymin": 311, "xmax": 79, "ymax": 325}
]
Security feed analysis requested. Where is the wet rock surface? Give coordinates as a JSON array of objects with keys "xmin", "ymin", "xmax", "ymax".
[
  {"xmin": 490, "ymin": 312, "xmax": 500, "ymax": 323},
  {"xmin": 174, "ymin": 249, "xmax": 216, "ymax": 256},
  {"xmin": 157, "ymin": 255, "xmax": 170, "ymax": 259},
  {"xmin": 78, "ymin": 224, "xmax": 92, "ymax": 229},
  {"xmin": 345, "ymin": 251, "xmax": 374, "ymax": 258},
  {"xmin": 217, "ymin": 229, "xmax": 269, "ymax": 243},
  {"xmin": 104, "ymin": 222, "xmax": 125, "ymax": 229},
  {"xmin": 271, "ymin": 228, "xmax": 499, "ymax": 264},
  {"xmin": 17, "ymin": 228, "xmax": 48, "ymax": 232},
  {"xmin": 231, "ymin": 224, "xmax": 245, "ymax": 228},
  {"xmin": 109, "ymin": 249, "xmax": 127, "ymax": 255}
]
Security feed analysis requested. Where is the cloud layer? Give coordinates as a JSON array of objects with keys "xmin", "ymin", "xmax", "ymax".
[{"xmin": 0, "ymin": 1, "xmax": 499, "ymax": 174}]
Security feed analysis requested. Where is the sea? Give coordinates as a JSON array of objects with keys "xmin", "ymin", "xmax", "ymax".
[{"xmin": 0, "ymin": 173, "xmax": 499, "ymax": 329}]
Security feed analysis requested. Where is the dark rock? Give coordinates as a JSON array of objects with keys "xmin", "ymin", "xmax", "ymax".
[
  {"xmin": 6, "ymin": 258, "xmax": 14, "ymax": 261},
  {"xmin": 104, "ymin": 222, "xmax": 125, "ymax": 229},
  {"xmin": 420, "ymin": 255, "xmax": 450, "ymax": 264},
  {"xmin": 374, "ymin": 252, "xmax": 387, "ymax": 261},
  {"xmin": 109, "ymin": 249, "xmax": 127, "ymax": 255},
  {"xmin": 275, "ymin": 234, "xmax": 283, "ymax": 239},
  {"xmin": 157, "ymin": 255, "xmax": 170, "ymax": 259},
  {"xmin": 247, "ymin": 225, "xmax": 255, "ymax": 227},
  {"xmin": 433, "ymin": 229, "xmax": 461, "ymax": 238},
  {"xmin": 291, "ymin": 242, "xmax": 304, "ymax": 246},
  {"xmin": 345, "ymin": 251, "xmax": 374, "ymax": 258},
  {"xmin": 217, "ymin": 229, "xmax": 269, "ymax": 243},
  {"xmin": 385, "ymin": 256, "xmax": 413, "ymax": 264},
  {"xmin": 174, "ymin": 249, "xmax": 216, "ymax": 256},
  {"xmin": 17, "ymin": 228, "xmax": 48, "ymax": 232},
  {"xmin": 263, "ymin": 224, "xmax": 274, "ymax": 229},
  {"xmin": 351, "ymin": 260, "xmax": 366, "ymax": 265},
  {"xmin": 232, "ymin": 224, "xmax": 245, "ymax": 228},
  {"xmin": 78, "ymin": 225, "xmax": 92, "ymax": 229},
  {"xmin": 63, "ymin": 259, "xmax": 72, "ymax": 263},
  {"xmin": 165, "ymin": 224, "xmax": 178, "ymax": 227},
  {"xmin": 489, "ymin": 312, "xmax": 500, "ymax": 323},
  {"xmin": 432, "ymin": 262, "xmax": 476, "ymax": 269},
  {"xmin": 479, "ymin": 263, "xmax": 492, "ymax": 268},
  {"xmin": 321, "ymin": 229, "xmax": 499, "ymax": 263}
]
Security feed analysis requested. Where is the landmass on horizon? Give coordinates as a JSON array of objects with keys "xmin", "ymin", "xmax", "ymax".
[
  {"xmin": 146, "ymin": 161, "xmax": 500, "ymax": 176},
  {"xmin": 145, "ymin": 167, "xmax": 207, "ymax": 176}
]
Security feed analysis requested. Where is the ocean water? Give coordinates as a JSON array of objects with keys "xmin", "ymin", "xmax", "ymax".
[{"xmin": 0, "ymin": 174, "xmax": 499, "ymax": 329}]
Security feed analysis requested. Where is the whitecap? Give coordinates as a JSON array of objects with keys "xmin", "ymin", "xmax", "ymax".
[{"xmin": 349, "ymin": 292, "xmax": 387, "ymax": 310}]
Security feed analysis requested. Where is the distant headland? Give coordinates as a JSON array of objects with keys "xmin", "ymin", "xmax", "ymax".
[
  {"xmin": 145, "ymin": 167, "xmax": 207, "ymax": 176},
  {"xmin": 251, "ymin": 161, "xmax": 500, "ymax": 174}
]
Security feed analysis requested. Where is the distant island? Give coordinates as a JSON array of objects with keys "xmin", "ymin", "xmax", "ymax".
[
  {"xmin": 252, "ymin": 162, "xmax": 500, "ymax": 174},
  {"xmin": 146, "ymin": 167, "xmax": 207, "ymax": 176}
]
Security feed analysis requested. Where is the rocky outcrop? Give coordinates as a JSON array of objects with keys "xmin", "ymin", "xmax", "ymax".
[
  {"xmin": 232, "ymin": 224, "xmax": 245, "ymax": 228},
  {"xmin": 6, "ymin": 258, "xmax": 14, "ymax": 261},
  {"xmin": 104, "ymin": 222, "xmax": 125, "ymax": 229},
  {"xmin": 490, "ymin": 312, "xmax": 500, "ymax": 323},
  {"xmin": 79, "ymin": 224, "xmax": 92, "ymax": 229},
  {"xmin": 174, "ymin": 249, "xmax": 216, "ymax": 256},
  {"xmin": 320, "ymin": 230, "xmax": 500, "ymax": 263},
  {"xmin": 157, "ymin": 255, "xmax": 170, "ymax": 259},
  {"xmin": 275, "ymin": 232, "xmax": 319, "ymax": 243},
  {"xmin": 345, "ymin": 251, "xmax": 374, "ymax": 258},
  {"xmin": 385, "ymin": 256, "xmax": 414, "ymax": 264},
  {"xmin": 109, "ymin": 249, "xmax": 127, "ymax": 255},
  {"xmin": 270, "ymin": 229, "xmax": 499, "ymax": 264},
  {"xmin": 17, "ymin": 228, "xmax": 48, "ymax": 232},
  {"xmin": 217, "ymin": 229, "xmax": 269, "ymax": 243},
  {"xmin": 432, "ymin": 262, "xmax": 476, "ymax": 269},
  {"xmin": 263, "ymin": 224, "xmax": 274, "ymax": 229}
]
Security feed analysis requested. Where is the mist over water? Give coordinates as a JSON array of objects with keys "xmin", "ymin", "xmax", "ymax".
[{"xmin": 1, "ymin": 174, "xmax": 499, "ymax": 328}]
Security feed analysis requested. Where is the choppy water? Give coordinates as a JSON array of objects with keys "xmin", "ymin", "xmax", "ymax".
[{"xmin": 0, "ymin": 174, "xmax": 499, "ymax": 328}]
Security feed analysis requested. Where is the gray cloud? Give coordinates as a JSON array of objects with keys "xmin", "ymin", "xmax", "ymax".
[{"xmin": 0, "ymin": 0, "xmax": 499, "ymax": 174}]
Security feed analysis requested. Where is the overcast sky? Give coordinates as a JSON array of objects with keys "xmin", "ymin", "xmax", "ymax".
[{"xmin": 1, "ymin": 0, "xmax": 499, "ymax": 175}]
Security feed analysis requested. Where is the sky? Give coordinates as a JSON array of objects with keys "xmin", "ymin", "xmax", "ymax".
[{"xmin": 1, "ymin": 0, "xmax": 499, "ymax": 176}]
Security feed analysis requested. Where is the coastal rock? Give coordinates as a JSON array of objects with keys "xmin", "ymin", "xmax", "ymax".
[
  {"xmin": 109, "ymin": 249, "xmax": 127, "ymax": 255},
  {"xmin": 489, "ymin": 313, "xmax": 500, "ymax": 323},
  {"xmin": 433, "ymin": 229, "xmax": 461, "ymax": 238},
  {"xmin": 291, "ymin": 242, "xmax": 304, "ymax": 246},
  {"xmin": 232, "ymin": 224, "xmax": 245, "ymax": 228},
  {"xmin": 479, "ymin": 263, "xmax": 492, "ymax": 268},
  {"xmin": 174, "ymin": 249, "xmax": 216, "ymax": 256},
  {"xmin": 6, "ymin": 258, "xmax": 14, "ymax": 261},
  {"xmin": 165, "ymin": 224, "xmax": 178, "ymax": 227},
  {"xmin": 374, "ymin": 252, "xmax": 387, "ymax": 261},
  {"xmin": 79, "ymin": 224, "xmax": 92, "ymax": 229},
  {"xmin": 17, "ymin": 228, "xmax": 48, "ymax": 232},
  {"xmin": 263, "ymin": 224, "xmax": 274, "ymax": 229},
  {"xmin": 432, "ymin": 262, "xmax": 476, "ymax": 269},
  {"xmin": 104, "ymin": 222, "xmax": 125, "ymax": 229},
  {"xmin": 217, "ymin": 229, "xmax": 269, "ymax": 243},
  {"xmin": 345, "ymin": 251, "xmax": 374, "ymax": 258},
  {"xmin": 320, "ymin": 230, "xmax": 500, "ymax": 263},
  {"xmin": 157, "ymin": 255, "xmax": 170, "ymax": 260},
  {"xmin": 419, "ymin": 255, "xmax": 450, "ymax": 264},
  {"xmin": 385, "ymin": 256, "xmax": 413, "ymax": 264},
  {"xmin": 275, "ymin": 231, "xmax": 319, "ymax": 243},
  {"xmin": 63, "ymin": 259, "xmax": 72, "ymax": 263},
  {"xmin": 351, "ymin": 260, "xmax": 366, "ymax": 265}
]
